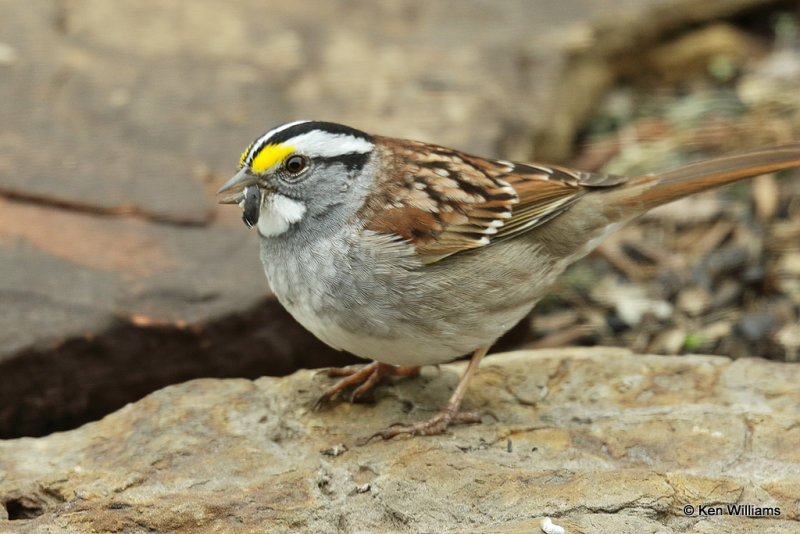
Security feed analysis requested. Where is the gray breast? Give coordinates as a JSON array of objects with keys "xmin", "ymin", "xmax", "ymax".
[{"xmin": 256, "ymin": 228, "xmax": 562, "ymax": 364}]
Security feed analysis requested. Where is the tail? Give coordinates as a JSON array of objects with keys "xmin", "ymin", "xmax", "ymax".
[{"xmin": 617, "ymin": 144, "xmax": 800, "ymax": 212}]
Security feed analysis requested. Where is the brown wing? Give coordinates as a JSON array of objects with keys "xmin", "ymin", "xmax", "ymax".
[{"xmin": 359, "ymin": 137, "xmax": 629, "ymax": 263}]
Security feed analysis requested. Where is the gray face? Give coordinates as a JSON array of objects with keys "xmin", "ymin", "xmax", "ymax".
[{"xmin": 217, "ymin": 121, "xmax": 378, "ymax": 239}]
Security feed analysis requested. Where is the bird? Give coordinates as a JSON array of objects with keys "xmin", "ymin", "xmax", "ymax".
[{"xmin": 217, "ymin": 120, "xmax": 800, "ymax": 439}]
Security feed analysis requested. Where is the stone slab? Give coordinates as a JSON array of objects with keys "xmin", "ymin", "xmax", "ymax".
[{"xmin": 0, "ymin": 348, "xmax": 797, "ymax": 532}]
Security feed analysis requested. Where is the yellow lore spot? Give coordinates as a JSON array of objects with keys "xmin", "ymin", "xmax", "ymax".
[{"xmin": 249, "ymin": 143, "xmax": 295, "ymax": 174}]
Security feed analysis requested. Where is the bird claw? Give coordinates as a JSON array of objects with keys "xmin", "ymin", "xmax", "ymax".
[
  {"xmin": 363, "ymin": 409, "xmax": 487, "ymax": 443},
  {"xmin": 314, "ymin": 361, "xmax": 421, "ymax": 409}
]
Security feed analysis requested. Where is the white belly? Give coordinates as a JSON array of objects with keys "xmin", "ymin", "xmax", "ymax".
[{"xmin": 282, "ymin": 299, "xmax": 468, "ymax": 366}]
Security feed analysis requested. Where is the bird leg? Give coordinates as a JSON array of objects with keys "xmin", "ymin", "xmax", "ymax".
[
  {"xmin": 314, "ymin": 361, "xmax": 421, "ymax": 407},
  {"xmin": 367, "ymin": 345, "xmax": 490, "ymax": 441}
]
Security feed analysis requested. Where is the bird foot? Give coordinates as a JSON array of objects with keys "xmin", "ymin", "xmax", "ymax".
[
  {"xmin": 314, "ymin": 361, "xmax": 421, "ymax": 408},
  {"xmin": 364, "ymin": 408, "xmax": 486, "ymax": 442}
]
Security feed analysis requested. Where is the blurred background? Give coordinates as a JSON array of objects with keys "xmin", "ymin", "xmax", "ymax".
[{"xmin": 1, "ymin": 0, "xmax": 799, "ymax": 438}]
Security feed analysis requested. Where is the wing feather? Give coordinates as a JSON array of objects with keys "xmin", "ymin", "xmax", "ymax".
[{"xmin": 358, "ymin": 138, "xmax": 627, "ymax": 263}]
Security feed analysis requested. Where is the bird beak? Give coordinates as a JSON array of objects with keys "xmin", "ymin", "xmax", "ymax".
[{"xmin": 216, "ymin": 169, "xmax": 259, "ymax": 204}]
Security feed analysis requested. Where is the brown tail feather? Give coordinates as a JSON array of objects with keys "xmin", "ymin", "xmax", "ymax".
[{"xmin": 618, "ymin": 144, "xmax": 800, "ymax": 212}]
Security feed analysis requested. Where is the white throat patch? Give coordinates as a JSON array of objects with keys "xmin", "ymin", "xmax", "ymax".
[{"xmin": 257, "ymin": 193, "xmax": 307, "ymax": 237}]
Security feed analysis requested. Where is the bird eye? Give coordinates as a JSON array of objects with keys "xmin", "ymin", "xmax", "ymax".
[{"xmin": 285, "ymin": 155, "xmax": 307, "ymax": 175}]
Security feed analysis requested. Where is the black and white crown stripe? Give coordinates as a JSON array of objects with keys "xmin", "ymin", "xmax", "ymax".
[{"xmin": 242, "ymin": 121, "xmax": 376, "ymax": 168}]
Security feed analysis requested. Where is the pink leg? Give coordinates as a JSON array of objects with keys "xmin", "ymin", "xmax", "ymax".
[
  {"xmin": 367, "ymin": 345, "xmax": 490, "ymax": 441},
  {"xmin": 315, "ymin": 361, "xmax": 421, "ymax": 407}
]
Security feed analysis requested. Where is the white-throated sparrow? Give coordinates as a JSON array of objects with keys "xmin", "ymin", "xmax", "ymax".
[{"xmin": 218, "ymin": 120, "xmax": 800, "ymax": 439}]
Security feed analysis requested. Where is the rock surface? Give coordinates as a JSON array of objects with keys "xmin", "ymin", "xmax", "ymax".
[{"xmin": 1, "ymin": 348, "xmax": 798, "ymax": 533}]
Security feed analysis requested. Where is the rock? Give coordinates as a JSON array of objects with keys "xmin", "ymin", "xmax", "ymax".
[{"xmin": 1, "ymin": 348, "xmax": 798, "ymax": 533}]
